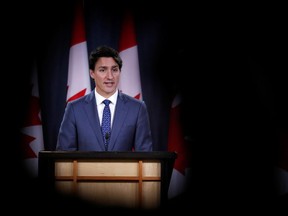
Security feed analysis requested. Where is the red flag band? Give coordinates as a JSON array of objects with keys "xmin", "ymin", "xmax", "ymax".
[
  {"xmin": 66, "ymin": 0, "xmax": 91, "ymax": 103},
  {"xmin": 118, "ymin": 11, "xmax": 142, "ymax": 100}
]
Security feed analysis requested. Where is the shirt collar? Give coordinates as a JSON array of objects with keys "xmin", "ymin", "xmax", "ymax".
[{"xmin": 95, "ymin": 89, "xmax": 118, "ymax": 105}]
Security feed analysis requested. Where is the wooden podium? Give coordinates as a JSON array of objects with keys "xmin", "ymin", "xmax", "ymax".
[{"xmin": 38, "ymin": 151, "xmax": 177, "ymax": 209}]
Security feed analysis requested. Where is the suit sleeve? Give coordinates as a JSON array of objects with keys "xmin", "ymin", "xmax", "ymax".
[
  {"xmin": 56, "ymin": 102, "xmax": 78, "ymax": 150},
  {"xmin": 134, "ymin": 101, "xmax": 153, "ymax": 151}
]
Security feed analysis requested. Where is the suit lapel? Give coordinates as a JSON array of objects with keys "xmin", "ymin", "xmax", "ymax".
[
  {"xmin": 83, "ymin": 91, "xmax": 105, "ymax": 151},
  {"xmin": 108, "ymin": 94, "xmax": 128, "ymax": 151}
]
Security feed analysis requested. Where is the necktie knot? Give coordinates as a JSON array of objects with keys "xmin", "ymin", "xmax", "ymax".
[{"xmin": 103, "ymin": 99, "xmax": 110, "ymax": 106}]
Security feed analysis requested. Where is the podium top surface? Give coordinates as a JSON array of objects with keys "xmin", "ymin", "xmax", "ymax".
[{"xmin": 39, "ymin": 151, "xmax": 177, "ymax": 160}]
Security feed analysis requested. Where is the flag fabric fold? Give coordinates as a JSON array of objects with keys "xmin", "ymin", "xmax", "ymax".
[
  {"xmin": 66, "ymin": 0, "xmax": 91, "ymax": 103},
  {"xmin": 118, "ymin": 11, "xmax": 142, "ymax": 100},
  {"xmin": 167, "ymin": 94, "xmax": 191, "ymax": 199},
  {"xmin": 20, "ymin": 62, "xmax": 44, "ymax": 177}
]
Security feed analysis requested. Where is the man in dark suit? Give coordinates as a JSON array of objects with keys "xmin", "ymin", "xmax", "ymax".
[{"xmin": 56, "ymin": 45, "xmax": 153, "ymax": 151}]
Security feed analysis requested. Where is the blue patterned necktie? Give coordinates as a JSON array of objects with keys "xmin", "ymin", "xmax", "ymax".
[{"xmin": 102, "ymin": 99, "xmax": 111, "ymax": 151}]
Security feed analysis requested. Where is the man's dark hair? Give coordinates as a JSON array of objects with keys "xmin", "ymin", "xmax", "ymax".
[{"xmin": 89, "ymin": 45, "xmax": 123, "ymax": 70}]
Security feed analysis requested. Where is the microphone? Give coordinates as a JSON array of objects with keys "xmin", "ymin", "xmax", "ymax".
[
  {"xmin": 105, "ymin": 132, "xmax": 110, "ymax": 140},
  {"xmin": 104, "ymin": 132, "xmax": 110, "ymax": 151}
]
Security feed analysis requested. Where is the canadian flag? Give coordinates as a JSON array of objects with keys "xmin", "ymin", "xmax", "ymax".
[
  {"xmin": 118, "ymin": 11, "xmax": 142, "ymax": 100},
  {"xmin": 66, "ymin": 0, "xmax": 91, "ymax": 103},
  {"xmin": 167, "ymin": 94, "xmax": 191, "ymax": 199},
  {"xmin": 20, "ymin": 62, "xmax": 44, "ymax": 177}
]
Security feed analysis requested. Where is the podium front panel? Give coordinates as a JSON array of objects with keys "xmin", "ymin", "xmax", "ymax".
[{"xmin": 39, "ymin": 151, "xmax": 176, "ymax": 209}]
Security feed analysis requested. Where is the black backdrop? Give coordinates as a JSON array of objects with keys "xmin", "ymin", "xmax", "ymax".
[{"xmin": 4, "ymin": 0, "xmax": 288, "ymax": 214}]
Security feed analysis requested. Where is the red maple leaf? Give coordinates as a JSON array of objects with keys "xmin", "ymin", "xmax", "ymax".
[
  {"xmin": 21, "ymin": 86, "xmax": 42, "ymax": 159},
  {"xmin": 167, "ymin": 103, "xmax": 191, "ymax": 175},
  {"xmin": 22, "ymin": 95, "xmax": 42, "ymax": 127},
  {"xmin": 20, "ymin": 132, "xmax": 37, "ymax": 159}
]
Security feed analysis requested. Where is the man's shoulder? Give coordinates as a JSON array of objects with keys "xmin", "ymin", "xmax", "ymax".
[
  {"xmin": 119, "ymin": 92, "xmax": 144, "ymax": 104},
  {"xmin": 67, "ymin": 91, "xmax": 93, "ymax": 106}
]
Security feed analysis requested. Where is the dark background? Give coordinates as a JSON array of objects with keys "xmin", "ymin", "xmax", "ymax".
[{"xmin": 3, "ymin": 0, "xmax": 288, "ymax": 214}]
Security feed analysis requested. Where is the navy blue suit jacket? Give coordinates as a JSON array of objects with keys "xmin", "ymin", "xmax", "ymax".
[{"xmin": 56, "ymin": 90, "xmax": 153, "ymax": 151}]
